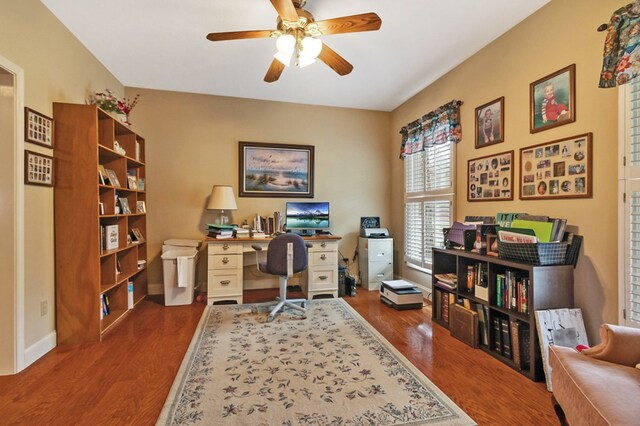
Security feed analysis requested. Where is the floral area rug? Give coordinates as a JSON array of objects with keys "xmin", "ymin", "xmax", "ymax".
[{"xmin": 157, "ymin": 299, "xmax": 475, "ymax": 426}]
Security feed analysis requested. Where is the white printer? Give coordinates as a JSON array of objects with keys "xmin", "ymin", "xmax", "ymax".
[
  {"xmin": 361, "ymin": 227, "xmax": 390, "ymax": 238},
  {"xmin": 379, "ymin": 280, "xmax": 423, "ymax": 310}
]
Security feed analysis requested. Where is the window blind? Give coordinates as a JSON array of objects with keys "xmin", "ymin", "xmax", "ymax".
[
  {"xmin": 404, "ymin": 142, "xmax": 454, "ymax": 272},
  {"xmin": 628, "ymin": 191, "xmax": 640, "ymax": 323}
]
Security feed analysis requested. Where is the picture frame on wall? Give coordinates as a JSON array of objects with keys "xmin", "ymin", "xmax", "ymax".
[
  {"xmin": 475, "ymin": 97, "xmax": 504, "ymax": 148},
  {"xmin": 239, "ymin": 141, "xmax": 314, "ymax": 198},
  {"xmin": 519, "ymin": 133, "xmax": 592, "ymax": 200},
  {"xmin": 24, "ymin": 150, "xmax": 54, "ymax": 187},
  {"xmin": 467, "ymin": 150, "xmax": 514, "ymax": 202},
  {"xmin": 530, "ymin": 64, "xmax": 576, "ymax": 133},
  {"xmin": 24, "ymin": 107, "xmax": 54, "ymax": 148}
]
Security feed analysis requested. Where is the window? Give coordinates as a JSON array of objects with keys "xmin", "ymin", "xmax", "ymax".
[
  {"xmin": 404, "ymin": 142, "xmax": 455, "ymax": 272},
  {"xmin": 619, "ymin": 79, "xmax": 640, "ymax": 328}
]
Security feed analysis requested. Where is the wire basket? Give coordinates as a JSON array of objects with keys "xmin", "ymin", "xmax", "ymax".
[{"xmin": 497, "ymin": 241, "xmax": 568, "ymax": 265}]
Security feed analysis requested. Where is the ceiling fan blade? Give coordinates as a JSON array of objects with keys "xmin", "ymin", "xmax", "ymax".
[
  {"xmin": 270, "ymin": 0, "xmax": 299, "ymax": 22},
  {"xmin": 315, "ymin": 12, "xmax": 381, "ymax": 36},
  {"xmin": 206, "ymin": 30, "xmax": 273, "ymax": 42},
  {"xmin": 264, "ymin": 59, "xmax": 286, "ymax": 83},
  {"xmin": 317, "ymin": 44, "xmax": 353, "ymax": 76}
]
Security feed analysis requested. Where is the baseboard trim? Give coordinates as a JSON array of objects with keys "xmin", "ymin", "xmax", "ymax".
[{"xmin": 24, "ymin": 331, "xmax": 56, "ymax": 368}]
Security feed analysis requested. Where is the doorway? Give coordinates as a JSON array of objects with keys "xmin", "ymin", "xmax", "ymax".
[{"xmin": 0, "ymin": 57, "xmax": 25, "ymax": 375}]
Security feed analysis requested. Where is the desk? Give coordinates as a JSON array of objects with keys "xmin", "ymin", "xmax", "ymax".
[{"xmin": 206, "ymin": 235, "xmax": 342, "ymax": 305}]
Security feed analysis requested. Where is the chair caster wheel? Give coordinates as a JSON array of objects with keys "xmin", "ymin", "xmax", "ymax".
[
  {"xmin": 267, "ymin": 314, "xmax": 275, "ymax": 323},
  {"xmin": 302, "ymin": 302, "xmax": 307, "ymax": 309},
  {"xmin": 251, "ymin": 306, "xmax": 258, "ymax": 314}
]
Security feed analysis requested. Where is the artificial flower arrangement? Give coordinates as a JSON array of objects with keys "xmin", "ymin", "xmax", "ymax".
[{"xmin": 88, "ymin": 89, "xmax": 140, "ymax": 125}]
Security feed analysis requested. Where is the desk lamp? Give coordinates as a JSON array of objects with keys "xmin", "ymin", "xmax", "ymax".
[{"xmin": 207, "ymin": 185, "xmax": 237, "ymax": 225}]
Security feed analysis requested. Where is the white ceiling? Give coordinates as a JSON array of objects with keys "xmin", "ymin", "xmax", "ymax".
[{"xmin": 41, "ymin": 0, "xmax": 549, "ymax": 111}]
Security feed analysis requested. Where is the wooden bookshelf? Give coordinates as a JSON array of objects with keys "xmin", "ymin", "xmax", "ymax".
[
  {"xmin": 432, "ymin": 247, "xmax": 574, "ymax": 381},
  {"xmin": 54, "ymin": 103, "xmax": 148, "ymax": 345}
]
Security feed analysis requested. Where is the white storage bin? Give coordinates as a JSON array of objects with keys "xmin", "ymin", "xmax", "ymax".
[{"xmin": 162, "ymin": 248, "xmax": 199, "ymax": 306}]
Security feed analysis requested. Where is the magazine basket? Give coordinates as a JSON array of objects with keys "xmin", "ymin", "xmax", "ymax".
[{"xmin": 497, "ymin": 241, "xmax": 568, "ymax": 265}]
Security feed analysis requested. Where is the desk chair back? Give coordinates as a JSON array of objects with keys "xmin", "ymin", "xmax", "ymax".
[{"xmin": 263, "ymin": 233, "xmax": 308, "ymax": 276}]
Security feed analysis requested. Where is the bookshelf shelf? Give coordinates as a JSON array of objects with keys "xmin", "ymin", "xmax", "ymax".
[
  {"xmin": 54, "ymin": 103, "xmax": 148, "ymax": 345},
  {"xmin": 432, "ymin": 247, "xmax": 574, "ymax": 381}
]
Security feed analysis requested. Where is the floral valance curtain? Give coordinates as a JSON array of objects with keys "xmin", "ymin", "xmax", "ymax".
[
  {"xmin": 399, "ymin": 100, "xmax": 463, "ymax": 159},
  {"xmin": 599, "ymin": 2, "xmax": 640, "ymax": 87}
]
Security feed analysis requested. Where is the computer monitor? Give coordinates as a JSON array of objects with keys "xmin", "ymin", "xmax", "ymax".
[{"xmin": 285, "ymin": 202, "xmax": 330, "ymax": 235}]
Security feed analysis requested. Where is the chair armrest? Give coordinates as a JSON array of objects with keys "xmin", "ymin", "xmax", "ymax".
[
  {"xmin": 582, "ymin": 323, "xmax": 640, "ymax": 367},
  {"xmin": 251, "ymin": 245, "xmax": 263, "ymax": 251},
  {"xmin": 305, "ymin": 242, "xmax": 313, "ymax": 248}
]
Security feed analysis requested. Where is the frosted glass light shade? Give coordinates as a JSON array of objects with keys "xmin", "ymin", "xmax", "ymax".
[
  {"xmin": 274, "ymin": 51, "xmax": 293, "ymax": 67},
  {"xmin": 301, "ymin": 36, "xmax": 322, "ymax": 59},
  {"xmin": 276, "ymin": 34, "xmax": 296, "ymax": 54}
]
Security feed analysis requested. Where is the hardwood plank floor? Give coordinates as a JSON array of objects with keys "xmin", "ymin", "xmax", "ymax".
[{"xmin": 0, "ymin": 291, "xmax": 557, "ymax": 425}]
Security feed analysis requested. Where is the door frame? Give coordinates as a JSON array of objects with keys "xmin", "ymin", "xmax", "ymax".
[{"xmin": 0, "ymin": 54, "xmax": 25, "ymax": 373}]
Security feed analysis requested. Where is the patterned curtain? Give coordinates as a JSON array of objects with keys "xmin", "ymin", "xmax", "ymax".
[
  {"xmin": 599, "ymin": 2, "xmax": 640, "ymax": 87},
  {"xmin": 399, "ymin": 100, "xmax": 463, "ymax": 159}
]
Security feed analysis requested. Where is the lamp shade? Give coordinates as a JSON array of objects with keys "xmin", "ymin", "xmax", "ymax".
[{"xmin": 207, "ymin": 185, "xmax": 238, "ymax": 211}]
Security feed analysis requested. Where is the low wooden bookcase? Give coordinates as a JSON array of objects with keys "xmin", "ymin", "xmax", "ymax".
[
  {"xmin": 54, "ymin": 103, "xmax": 148, "ymax": 345},
  {"xmin": 431, "ymin": 247, "xmax": 574, "ymax": 381}
]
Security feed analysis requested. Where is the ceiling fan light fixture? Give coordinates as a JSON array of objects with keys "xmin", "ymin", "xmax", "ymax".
[
  {"xmin": 276, "ymin": 34, "xmax": 296, "ymax": 55},
  {"xmin": 297, "ymin": 55, "xmax": 316, "ymax": 68},
  {"xmin": 301, "ymin": 36, "xmax": 322, "ymax": 60},
  {"xmin": 274, "ymin": 50, "xmax": 293, "ymax": 67}
]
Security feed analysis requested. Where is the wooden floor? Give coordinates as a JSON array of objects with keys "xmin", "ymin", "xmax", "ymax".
[{"xmin": 0, "ymin": 290, "xmax": 557, "ymax": 425}]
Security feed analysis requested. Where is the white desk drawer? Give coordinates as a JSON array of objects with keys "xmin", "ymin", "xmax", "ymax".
[
  {"xmin": 208, "ymin": 242, "xmax": 243, "ymax": 255},
  {"xmin": 207, "ymin": 271, "xmax": 242, "ymax": 294},
  {"xmin": 208, "ymin": 253, "xmax": 241, "ymax": 269},
  {"xmin": 309, "ymin": 268, "xmax": 337, "ymax": 290},
  {"xmin": 309, "ymin": 251, "xmax": 337, "ymax": 267},
  {"xmin": 308, "ymin": 240, "xmax": 337, "ymax": 253}
]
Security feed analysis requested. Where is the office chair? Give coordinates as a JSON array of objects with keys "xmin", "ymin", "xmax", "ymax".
[{"xmin": 252, "ymin": 234, "xmax": 312, "ymax": 322}]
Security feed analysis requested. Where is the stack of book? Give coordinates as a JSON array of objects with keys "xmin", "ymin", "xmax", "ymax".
[
  {"xmin": 234, "ymin": 228, "xmax": 250, "ymax": 238},
  {"xmin": 495, "ymin": 271, "xmax": 529, "ymax": 314},
  {"xmin": 207, "ymin": 224, "xmax": 235, "ymax": 239},
  {"xmin": 491, "ymin": 315, "xmax": 530, "ymax": 370},
  {"xmin": 434, "ymin": 273, "xmax": 457, "ymax": 291}
]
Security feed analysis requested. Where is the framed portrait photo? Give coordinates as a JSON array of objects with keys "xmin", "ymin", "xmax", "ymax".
[
  {"xmin": 467, "ymin": 150, "xmax": 514, "ymax": 202},
  {"xmin": 239, "ymin": 141, "xmax": 314, "ymax": 198},
  {"xmin": 530, "ymin": 64, "xmax": 576, "ymax": 133},
  {"xmin": 24, "ymin": 150, "xmax": 54, "ymax": 187},
  {"xmin": 24, "ymin": 107, "xmax": 54, "ymax": 148},
  {"xmin": 475, "ymin": 97, "xmax": 504, "ymax": 148},
  {"xmin": 519, "ymin": 133, "xmax": 592, "ymax": 200}
]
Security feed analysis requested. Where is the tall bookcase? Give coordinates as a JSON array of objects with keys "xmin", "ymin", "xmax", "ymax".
[
  {"xmin": 54, "ymin": 103, "xmax": 147, "ymax": 345},
  {"xmin": 431, "ymin": 248, "xmax": 573, "ymax": 381}
]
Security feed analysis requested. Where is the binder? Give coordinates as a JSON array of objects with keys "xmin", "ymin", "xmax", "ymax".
[{"xmin": 449, "ymin": 303, "xmax": 479, "ymax": 348}]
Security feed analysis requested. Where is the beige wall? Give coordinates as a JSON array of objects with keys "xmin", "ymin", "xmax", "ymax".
[
  {"xmin": 126, "ymin": 88, "xmax": 391, "ymax": 290},
  {"xmin": 390, "ymin": 0, "xmax": 621, "ymax": 341},
  {"xmin": 0, "ymin": 0, "xmax": 122, "ymax": 354}
]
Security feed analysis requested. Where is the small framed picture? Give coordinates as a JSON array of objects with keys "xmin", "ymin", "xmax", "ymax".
[
  {"xmin": 530, "ymin": 64, "xmax": 576, "ymax": 133},
  {"xmin": 24, "ymin": 107, "xmax": 54, "ymax": 148},
  {"xmin": 119, "ymin": 197, "xmax": 132, "ymax": 214},
  {"xmin": 475, "ymin": 97, "xmax": 504, "ymax": 148},
  {"xmin": 24, "ymin": 150, "xmax": 54, "ymax": 187},
  {"xmin": 467, "ymin": 150, "xmax": 514, "ymax": 202},
  {"xmin": 136, "ymin": 201, "xmax": 146, "ymax": 213},
  {"xmin": 520, "ymin": 133, "xmax": 592, "ymax": 200},
  {"xmin": 130, "ymin": 227, "xmax": 145, "ymax": 242},
  {"xmin": 105, "ymin": 169, "xmax": 121, "ymax": 187},
  {"xmin": 127, "ymin": 175, "xmax": 138, "ymax": 190}
]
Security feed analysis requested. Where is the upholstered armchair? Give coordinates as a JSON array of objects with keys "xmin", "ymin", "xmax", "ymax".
[{"xmin": 549, "ymin": 323, "xmax": 640, "ymax": 426}]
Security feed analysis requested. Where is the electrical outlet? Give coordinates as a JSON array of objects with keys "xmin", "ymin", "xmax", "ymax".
[{"xmin": 40, "ymin": 300, "xmax": 48, "ymax": 317}]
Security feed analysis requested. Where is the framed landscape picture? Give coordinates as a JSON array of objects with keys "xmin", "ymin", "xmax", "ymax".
[
  {"xmin": 530, "ymin": 64, "xmax": 576, "ymax": 133},
  {"xmin": 475, "ymin": 97, "xmax": 504, "ymax": 148},
  {"xmin": 467, "ymin": 150, "xmax": 514, "ymax": 202},
  {"xmin": 239, "ymin": 141, "xmax": 314, "ymax": 198},
  {"xmin": 519, "ymin": 133, "xmax": 592, "ymax": 200}
]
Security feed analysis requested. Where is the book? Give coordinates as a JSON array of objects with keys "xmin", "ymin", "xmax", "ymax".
[
  {"xmin": 511, "ymin": 219, "xmax": 554, "ymax": 242},
  {"xmin": 466, "ymin": 265, "xmax": 475, "ymax": 292},
  {"xmin": 434, "ymin": 273, "xmax": 457, "ymax": 285},
  {"xmin": 500, "ymin": 318, "xmax": 512, "ymax": 359},
  {"xmin": 105, "ymin": 225, "xmax": 118, "ymax": 250},
  {"xmin": 510, "ymin": 320, "xmax": 525, "ymax": 371},
  {"xmin": 441, "ymin": 291, "xmax": 450, "ymax": 323},
  {"xmin": 498, "ymin": 230, "xmax": 538, "ymax": 243},
  {"xmin": 476, "ymin": 304, "xmax": 488, "ymax": 347},
  {"xmin": 496, "ymin": 212, "xmax": 520, "ymax": 227},
  {"xmin": 492, "ymin": 316, "xmax": 502, "ymax": 355},
  {"xmin": 127, "ymin": 281, "xmax": 134, "ymax": 309}
]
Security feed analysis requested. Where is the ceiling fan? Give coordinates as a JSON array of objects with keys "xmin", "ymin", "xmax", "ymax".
[{"xmin": 206, "ymin": 0, "xmax": 382, "ymax": 83}]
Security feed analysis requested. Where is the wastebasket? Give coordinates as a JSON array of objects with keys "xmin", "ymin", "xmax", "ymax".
[{"xmin": 162, "ymin": 248, "xmax": 199, "ymax": 306}]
